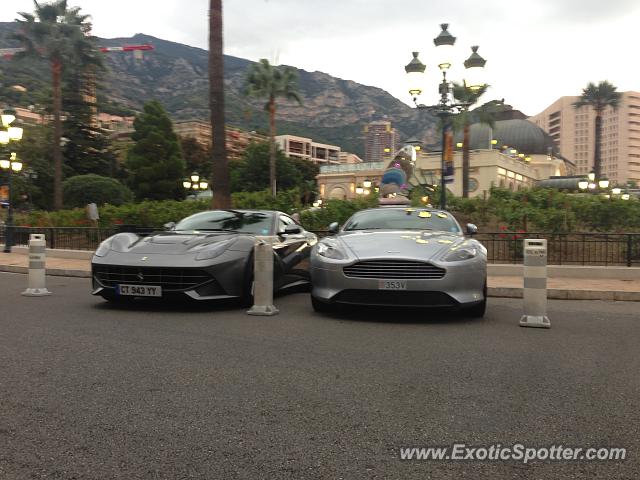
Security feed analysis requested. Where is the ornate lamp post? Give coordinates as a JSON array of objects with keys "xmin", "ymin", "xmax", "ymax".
[
  {"xmin": 404, "ymin": 24, "xmax": 487, "ymax": 209},
  {"xmin": 1, "ymin": 111, "xmax": 23, "ymax": 253},
  {"xmin": 182, "ymin": 172, "xmax": 209, "ymax": 195}
]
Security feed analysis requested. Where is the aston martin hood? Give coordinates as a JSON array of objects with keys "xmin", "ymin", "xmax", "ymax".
[
  {"xmin": 117, "ymin": 232, "xmax": 241, "ymax": 255},
  {"xmin": 338, "ymin": 230, "xmax": 466, "ymax": 261}
]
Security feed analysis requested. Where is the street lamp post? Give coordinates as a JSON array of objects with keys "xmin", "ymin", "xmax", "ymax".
[
  {"xmin": 1, "ymin": 110, "xmax": 24, "ymax": 253},
  {"xmin": 404, "ymin": 24, "xmax": 487, "ymax": 209},
  {"xmin": 182, "ymin": 172, "xmax": 209, "ymax": 195},
  {"xmin": 1, "ymin": 154, "xmax": 24, "ymax": 253}
]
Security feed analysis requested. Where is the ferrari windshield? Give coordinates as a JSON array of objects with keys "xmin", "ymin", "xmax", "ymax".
[
  {"xmin": 343, "ymin": 208, "xmax": 461, "ymax": 233},
  {"xmin": 175, "ymin": 210, "xmax": 274, "ymax": 235}
]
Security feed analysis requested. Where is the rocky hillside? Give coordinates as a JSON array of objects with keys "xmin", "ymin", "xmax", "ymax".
[{"xmin": 0, "ymin": 22, "xmax": 436, "ymax": 156}]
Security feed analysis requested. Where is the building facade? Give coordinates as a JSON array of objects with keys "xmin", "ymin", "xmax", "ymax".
[
  {"xmin": 364, "ymin": 120, "xmax": 398, "ymax": 163},
  {"xmin": 316, "ymin": 118, "xmax": 571, "ymax": 200},
  {"xmin": 530, "ymin": 92, "xmax": 640, "ymax": 185},
  {"xmin": 275, "ymin": 135, "xmax": 341, "ymax": 164},
  {"xmin": 173, "ymin": 120, "xmax": 267, "ymax": 161}
]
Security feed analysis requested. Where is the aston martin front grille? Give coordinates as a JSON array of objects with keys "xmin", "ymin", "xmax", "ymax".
[
  {"xmin": 93, "ymin": 265, "xmax": 212, "ymax": 291},
  {"xmin": 343, "ymin": 260, "xmax": 446, "ymax": 279}
]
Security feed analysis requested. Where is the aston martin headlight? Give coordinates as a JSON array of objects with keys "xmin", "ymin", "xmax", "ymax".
[
  {"xmin": 94, "ymin": 239, "xmax": 113, "ymax": 257},
  {"xmin": 443, "ymin": 247, "xmax": 478, "ymax": 262},
  {"xmin": 316, "ymin": 240, "xmax": 346, "ymax": 260},
  {"xmin": 195, "ymin": 240, "xmax": 234, "ymax": 261}
]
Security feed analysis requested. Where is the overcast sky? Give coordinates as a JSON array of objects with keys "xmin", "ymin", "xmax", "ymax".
[{"xmin": 2, "ymin": 0, "xmax": 639, "ymax": 116}]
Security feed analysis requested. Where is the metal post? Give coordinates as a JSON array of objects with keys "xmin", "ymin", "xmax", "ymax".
[
  {"xmin": 247, "ymin": 236, "xmax": 278, "ymax": 316},
  {"xmin": 439, "ymin": 112, "xmax": 449, "ymax": 210},
  {"xmin": 22, "ymin": 234, "xmax": 51, "ymax": 296},
  {"xmin": 627, "ymin": 234, "xmax": 633, "ymax": 267},
  {"xmin": 3, "ymin": 168, "xmax": 13, "ymax": 253},
  {"xmin": 520, "ymin": 239, "xmax": 550, "ymax": 328}
]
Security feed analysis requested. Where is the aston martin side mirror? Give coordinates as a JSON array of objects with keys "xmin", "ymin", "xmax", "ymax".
[
  {"xmin": 466, "ymin": 223, "xmax": 478, "ymax": 235},
  {"xmin": 164, "ymin": 221, "xmax": 176, "ymax": 231},
  {"xmin": 328, "ymin": 222, "xmax": 339, "ymax": 234}
]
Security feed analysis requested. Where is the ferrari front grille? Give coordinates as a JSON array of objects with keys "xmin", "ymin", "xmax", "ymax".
[
  {"xmin": 93, "ymin": 265, "xmax": 212, "ymax": 291},
  {"xmin": 343, "ymin": 260, "xmax": 446, "ymax": 279}
]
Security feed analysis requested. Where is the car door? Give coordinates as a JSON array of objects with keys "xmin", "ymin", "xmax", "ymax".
[{"xmin": 272, "ymin": 213, "xmax": 315, "ymax": 288}]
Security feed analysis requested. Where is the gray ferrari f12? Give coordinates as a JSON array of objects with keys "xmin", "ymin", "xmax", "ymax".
[{"xmin": 92, "ymin": 210, "xmax": 317, "ymax": 304}]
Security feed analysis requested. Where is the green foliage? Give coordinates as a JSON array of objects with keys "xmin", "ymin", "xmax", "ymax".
[
  {"xmin": 125, "ymin": 101, "xmax": 185, "ymax": 200},
  {"xmin": 62, "ymin": 174, "xmax": 133, "ymax": 208},
  {"xmin": 231, "ymin": 189, "xmax": 302, "ymax": 214},
  {"xmin": 11, "ymin": 124, "xmax": 54, "ymax": 210},
  {"xmin": 180, "ymin": 137, "xmax": 210, "ymax": 176},
  {"xmin": 62, "ymin": 70, "xmax": 116, "ymax": 178},
  {"xmin": 230, "ymin": 141, "xmax": 319, "ymax": 192}
]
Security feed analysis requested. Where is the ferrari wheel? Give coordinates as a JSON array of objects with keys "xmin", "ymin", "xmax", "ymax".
[{"xmin": 100, "ymin": 293, "xmax": 134, "ymax": 304}]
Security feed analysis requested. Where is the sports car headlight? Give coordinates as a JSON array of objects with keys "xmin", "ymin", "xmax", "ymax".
[
  {"xmin": 94, "ymin": 239, "xmax": 112, "ymax": 257},
  {"xmin": 316, "ymin": 240, "xmax": 346, "ymax": 260},
  {"xmin": 195, "ymin": 240, "xmax": 234, "ymax": 261},
  {"xmin": 443, "ymin": 247, "xmax": 478, "ymax": 262}
]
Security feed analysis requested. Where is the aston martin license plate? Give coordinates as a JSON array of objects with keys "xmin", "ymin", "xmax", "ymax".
[
  {"xmin": 117, "ymin": 284, "xmax": 162, "ymax": 297},
  {"xmin": 378, "ymin": 280, "xmax": 407, "ymax": 290}
]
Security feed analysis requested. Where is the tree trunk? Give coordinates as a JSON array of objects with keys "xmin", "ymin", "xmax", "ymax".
[
  {"xmin": 209, "ymin": 0, "xmax": 231, "ymax": 209},
  {"xmin": 462, "ymin": 122, "xmax": 470, "ymax": 198},
  {"xmin": 269, "ymin": 96, "xmax": 276, "ymax": 197},
  {"xmin": 52, "ymin": 58, "xmax": 63, "ymax": 210},
  {"xmin": 594, "ymin": 111, "xmax": 602, "ymax": 179}
]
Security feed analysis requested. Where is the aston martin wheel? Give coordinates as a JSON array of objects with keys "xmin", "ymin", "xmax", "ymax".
[
  {"xmin": 311, "ymin": 296, "xmax": 334, "ymax": 313},
  {"xmin": 466, "ymin": 282, "xmax": 487, "ymax": 318}
]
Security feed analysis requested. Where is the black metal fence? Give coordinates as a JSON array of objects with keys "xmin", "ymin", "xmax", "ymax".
[
  {"xmin": 477, "ymin": 232, "xmax": 640, "ymax": 267},
  {"xmin": 1, "ymin": 226, "xmax": 639, "ymax": 267}
]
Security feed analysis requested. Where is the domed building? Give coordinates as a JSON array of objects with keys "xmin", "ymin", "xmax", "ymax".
[
  {"xmin": 314, "ymin": 109, "xmax": 575, "ymax": 201},
  {"xmin": 411, "ymin": 116, "xmax": 574, "ymax": 197}
]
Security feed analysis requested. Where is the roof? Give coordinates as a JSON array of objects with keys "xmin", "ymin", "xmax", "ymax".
[{"xmin": 455, "ymin": 119, "xmax": 559, "ymax": 156}]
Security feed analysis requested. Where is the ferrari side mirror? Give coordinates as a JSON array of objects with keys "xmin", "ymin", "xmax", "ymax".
[
  {"xmin": 164, "ymin": 222, "xmax": 176, "ymax": 231},
  {"xmin": 466, "ymin": 223, "xmax": 478, "ymax": 235},
  {"xmin": 328, "ymin": 222, "xmax": 339, "ymax": 234}
]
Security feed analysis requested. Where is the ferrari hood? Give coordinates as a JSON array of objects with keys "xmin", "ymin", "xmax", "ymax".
[
  {"xmin": 338, "ymin": 230, "xmax": 466, "ymax": 261},
  {"xmin": 118, "ymin": 232, "xmax": 242, "ymax": 255}
]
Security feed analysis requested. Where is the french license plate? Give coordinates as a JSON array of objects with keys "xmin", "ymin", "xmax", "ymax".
[
  {"xmin": 378, "ymin": 280, "xmax": 407, "ymax": 290},
  {"xmin": 117, "ymin": 284, "xmax": 162, "ymax": 297}
]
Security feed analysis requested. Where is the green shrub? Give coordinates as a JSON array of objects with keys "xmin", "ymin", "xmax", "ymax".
[{"xmin": 63, "ymin": 175, "xmax": 133, "ymax": 209}]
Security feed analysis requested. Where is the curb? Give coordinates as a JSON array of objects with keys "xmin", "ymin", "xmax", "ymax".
[
  {"xmin": 488, "ymin": 286, "xmax": 640, "ymax": 302},
  {"xmin": 1, "ymin": 268, "xmax": 638, "ymax": 301},
  {"xmin": 0, "ymin": 265, "xmax": 91, "ymax": 278}
]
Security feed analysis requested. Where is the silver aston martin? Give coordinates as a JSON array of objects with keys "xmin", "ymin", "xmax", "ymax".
[{"xmin": 310, "ymin": 207, "xmax": 487, "ymax": 316}]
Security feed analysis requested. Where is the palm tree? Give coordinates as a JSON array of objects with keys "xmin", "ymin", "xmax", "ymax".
[
  {"xmin": 13, "ymin": 0, "xmax": 99, "ymax": 210},
  {"xmin": 573, "ymin": 81, "xmax": 621, "ymax": 179},
  {"xmin": 245, "ymin": 59, "xmax": 302, "ymax": 197},
  {"xmin": 208, "ymin": 0, "xmax": 231, "ymax": 208},
  {"xmin": 452, "ymin": 82, "xmax": 489, "ymax": 198}
]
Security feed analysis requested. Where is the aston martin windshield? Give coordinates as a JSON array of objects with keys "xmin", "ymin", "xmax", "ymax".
[
  {"xmin": 343, "ymin": 209, "xmax": 461, "ymax": 233},
  {"xmin": 175, "ymin": 210, "xmax": 274, "ymax": 234}
]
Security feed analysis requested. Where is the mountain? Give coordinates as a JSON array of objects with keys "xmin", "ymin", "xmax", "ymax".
[{"xmin": 0, "ymin": 22, "xmax": 436, "ymax": 157}]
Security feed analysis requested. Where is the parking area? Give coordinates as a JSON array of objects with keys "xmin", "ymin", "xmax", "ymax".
[{"xmin": 1, "ymin": 272, "xmax": 639, "ymax": 479}]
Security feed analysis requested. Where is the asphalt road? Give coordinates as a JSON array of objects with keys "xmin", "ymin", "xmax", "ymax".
[{"xmin": 0, "ymin": 272, "xmax": 638, "ymax": 480}]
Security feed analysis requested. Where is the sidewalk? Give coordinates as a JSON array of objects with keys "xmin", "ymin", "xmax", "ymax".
[{"xmin": 1, "ymin": 249, "xmax": 639, "ymax": 301}]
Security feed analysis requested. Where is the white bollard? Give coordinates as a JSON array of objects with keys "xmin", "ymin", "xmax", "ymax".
[
  {"xmin": 247, "ymin": 236, "xmax": 278, "ymax": 316},
  {"xmin": 519, "ymin": 239, "xmax": 550, "ymax": 328},
  {"xmin": 22, "ymin": 234, "xmax": 52, "ymax": 297}
]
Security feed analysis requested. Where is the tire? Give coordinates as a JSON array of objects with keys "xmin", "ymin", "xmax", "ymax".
[
  {"xmin": 466, "ymin": 281, "xmax": 487, "ymax": 318},
  {"xmin": 100, "ymin": 293, "xmax": 134, "ymax": 304},
  {"xmin": 311, "ymin": 295, "xmax": 334, "ymax": 313},
  {"xmin": 238, "ymin": 253, "xmax": 255, "ymax": 308}
]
